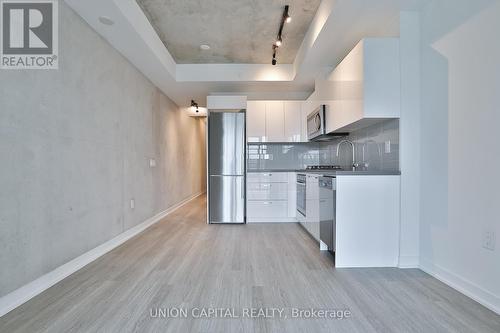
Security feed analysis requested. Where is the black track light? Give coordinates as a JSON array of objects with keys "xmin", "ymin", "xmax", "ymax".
[
  {"xmin": 191, "ymin": 99, "xmax": 199, "ymax": 113},
  {"xmin": 284, "ymin": 5, "xmax": 291, "ymax": 23},
  {"xmin": 271, "ymin": 5, "xmax": 290, "ymax": 65}
]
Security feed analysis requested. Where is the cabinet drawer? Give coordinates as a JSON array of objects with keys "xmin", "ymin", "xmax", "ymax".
[
  {"xmin": 247, "ymin": 201, "xmax": 287, "ymax": 218},
  {"xmin": 247, "ymin": 183, "xmax": 288, "ymax": 200},
  {"xmin": 247, "ymin": 172, "xmax": 288, "ymax": 183}
]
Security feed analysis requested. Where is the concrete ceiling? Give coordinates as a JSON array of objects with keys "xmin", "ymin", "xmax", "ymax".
[
  {"xmin": 65, "ymin": 0, "xmax": 430, "ymax": 107},
  {"xmin": 136, "ymin": 0, "xmax": 321, "ymax": 64}
]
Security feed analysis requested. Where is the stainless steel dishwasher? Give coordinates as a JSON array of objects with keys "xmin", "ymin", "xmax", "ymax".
[{"xmin": 319, "ymin": 176, "xmax": 336, "ymax": 254}]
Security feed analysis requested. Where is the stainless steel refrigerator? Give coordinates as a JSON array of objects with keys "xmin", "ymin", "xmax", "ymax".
[{"xmin": 208, "ymin": 111, "xmax": 246, "ymax": 224}]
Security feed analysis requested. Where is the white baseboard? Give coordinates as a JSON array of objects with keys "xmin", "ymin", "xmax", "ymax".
[
  {"xmin": 0, "ymin": 191, "xmax": 205, "ymax": 318},
  {"xmin": 419, "ymin": 258, "xmax": 500, "ymax": 315},
  {"xmin": 398, "ymin": 255, "xmax": 419, "ymax": 268}
]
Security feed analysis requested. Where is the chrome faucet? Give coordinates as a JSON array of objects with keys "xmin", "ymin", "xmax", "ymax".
[{"xmin": 336, "ymin": 139, "xmax": 357, "ymax": 169}]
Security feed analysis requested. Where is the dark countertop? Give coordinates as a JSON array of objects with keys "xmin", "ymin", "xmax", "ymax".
[
  {"xmin": 247, "ymin": 169, "xmax": 401, "ymax": 176},
  {"xmin": 247, "ymin": 169, "xmax": 300, "ymax": 173},
  {"xmin": 332, "ymin": 170, "xmax": 401, "ymax": 176}
]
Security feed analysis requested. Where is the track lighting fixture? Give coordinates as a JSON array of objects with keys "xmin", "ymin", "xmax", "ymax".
[
  {"xmin": 284, "ymin": 5, "xmax": 291, "ymax": 24},
  {"xmin": 272, "ymin": 45, "xmax": 278, "ymax": 65},
  {"xmin": 191, "ymin": 99, "xmax": 199, "ymax": 113},
  {"xmin": 271, "ymin": 5, "xmax": 291, "ymax": 65}
]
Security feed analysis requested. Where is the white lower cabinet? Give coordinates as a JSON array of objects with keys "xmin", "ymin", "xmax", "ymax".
[
  {"xmin": 247, "ymin": 172, "xmax": 288, "ymax": 183},
  {"xmin": 287, "ymin": 172, "xmax": 297, "ymax": 218},
  {"xmin": 335, "ymin": 175, "xmax": 400, "ymax": 267},
  {"xmin": 247, "ymin": 182, "xmax": 288, "ymax": 200},
  {"xmin": 247, "ymin": 201, "xmax": 287, "ymax": 218},
  {"xmin": 305, "ymin": 174, "xmax": 320, "ymax": 241},
  {"xmin": 247, "ymin": 172, "xmax": 298, "ymax": 222}
]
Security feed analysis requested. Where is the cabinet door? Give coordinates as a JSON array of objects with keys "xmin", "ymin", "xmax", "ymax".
[
  {"xmin": 247, "ymin": 201, "xmax": 288, "ymax": 218},
  {"xmin": 265, "ymin": 101, "xmax": 285, "ymax": 142},
  {"xmin": 300, "ymin": 101, "xmax": 309, "ymax": 141},
  {"xmin": 306, "ymin": 175, "xmax": 320, "ymax": 200},
  {"xmin": 247, "ymin": 182, "xmax": 288, "ymax": 201},
  {"xmin": 310, "ymin": 220, "xmax": 320, "ymax": 241},
  {"xmin": 284, "ymin": 101, "xmax": 302, "ymax": 142},
  {"xmin": 287, "ymin": 172, "xmax": 297, "ymax": 218},
  {"xmin": 363, "ymin": 38, "xmax": 400, "ymax": 118},
  {"xmin": 247, "ymin": 172, "xmax": 288, "ymax": 183},
  {"xmin": 306, "ymin": 175, "xmax": 320, "ymax": 240},
  {"xmin": 246, "ymin": 101, "xmax": 266, "ymax": 142}
]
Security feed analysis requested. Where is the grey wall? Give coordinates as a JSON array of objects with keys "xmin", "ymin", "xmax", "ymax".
[
  {"xmin": 419, "ymin": 0, "xmax": 500, "ymax": 309},
  {"xmin": 247, "ymin": 119, "xmax": 399, "ymax": 171},
  {"xmin": 0, "ymin": 2, "xmax": 206, "ymax": 297}
]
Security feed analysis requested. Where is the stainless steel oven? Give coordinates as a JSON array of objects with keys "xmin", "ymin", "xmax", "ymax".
[{"xmin": 296, "ymin": 174, "xmax": 306, "ymax": 217}]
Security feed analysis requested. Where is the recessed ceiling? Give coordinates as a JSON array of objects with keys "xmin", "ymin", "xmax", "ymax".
[
  {"xmin": 136, "ymin": 0, "xmax": 321, "ymax": 64},
  {"xmin": 67, "ymin": 0, "xmax": 430, "ymax": 106}
]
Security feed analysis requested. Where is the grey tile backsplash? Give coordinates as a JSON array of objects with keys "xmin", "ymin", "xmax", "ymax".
[
  {"xmin": 247, "ymin": 119, "xmax": 399, "ymax": 171},
  {"xmin": 247, "ymin": 143, "xmax": 321, "ymax": 170}
]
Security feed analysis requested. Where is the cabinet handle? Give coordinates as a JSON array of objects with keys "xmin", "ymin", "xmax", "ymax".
[{"xmin": 263, "ymin": 201, "xmax": 272, "ymax": 205}]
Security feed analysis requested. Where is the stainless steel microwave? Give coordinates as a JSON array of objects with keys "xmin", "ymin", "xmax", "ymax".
[
  {"xmin": 307, "ymin": 105, "xmax": 327, "ymax": 141},
  {"xmin": 307, "ymin": 105, "xmax": 347, "ymax": 141}
]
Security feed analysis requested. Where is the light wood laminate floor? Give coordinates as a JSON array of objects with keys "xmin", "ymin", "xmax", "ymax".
[{"xmin": 1, "ymin": 195, "xmax": 499, "ymax": 332}]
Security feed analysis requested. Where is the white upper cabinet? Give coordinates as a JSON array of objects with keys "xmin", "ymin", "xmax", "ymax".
[
  {"xmin": 246, "ymin": 101, "xmax": 266, "ymax": 142},
  {"xmin": 301, "ymin": 98, "xmax": 316, "ymax": 140},
  {"xmin": 247, "ymin": 101, "xmax": 305, "ymax": 142},
  {"xmin": 247, "ymin": 39, "xmax": 399, "ymax": 142},
  {"xmin": 265, "ymin": 101, "xmax": 285, "ymax": 142},
  {"xmin": 284, "ymin": 101, "xmax": 302, "ymax": 142},
  {"xmin": 315, "ymin": 38, "xmax": 401, "ymax": 134}
]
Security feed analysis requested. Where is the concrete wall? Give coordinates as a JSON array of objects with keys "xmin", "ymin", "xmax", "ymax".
[
  {"xmin": 0, "ymin": 2, "xmax": 206, "ymax": 297},
  {"xmin": 419, "ymin": 0, "xmax": 500, "ymax": 312}
]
